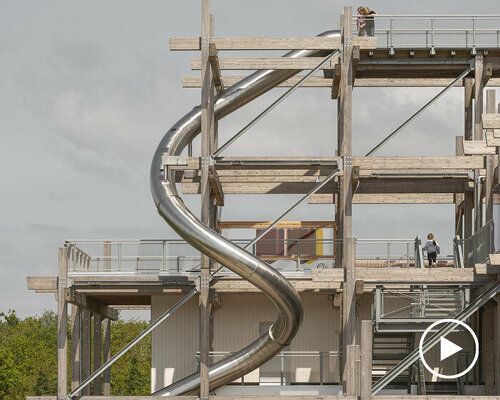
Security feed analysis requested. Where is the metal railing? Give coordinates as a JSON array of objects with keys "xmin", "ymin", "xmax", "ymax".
[
  {"xmin": 463, "ymin": 219, "xmax": 495, "ymax": 267},
  {"xmin": 196, "ymin": 351, "xmax": 340, "ymax": 386},
  {"xmin": 352, "ymin": 15, "xmax": 500, "ymax": 51},
  {"xmin": 66, "ymin": 236, "xmax": 462, "ymax": 275}
]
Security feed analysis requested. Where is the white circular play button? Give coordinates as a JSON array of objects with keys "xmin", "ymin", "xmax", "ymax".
[{"xmin": 419, "ymin": 318, "xmax": 479, "ymax": 380}]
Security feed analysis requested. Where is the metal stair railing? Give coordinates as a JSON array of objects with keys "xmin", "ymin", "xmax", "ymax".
[{"xmin": 372, "ymin": 278, "xmax": 500, "ymax": 395}]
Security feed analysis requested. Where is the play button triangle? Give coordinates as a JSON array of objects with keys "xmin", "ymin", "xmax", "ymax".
[{"xmin": 440, "ymin": 336, "xmax": 462, "ymax": 361}]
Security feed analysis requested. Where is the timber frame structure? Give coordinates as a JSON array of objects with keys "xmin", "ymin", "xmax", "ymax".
[{"xmin": 27, "ymin": 5, "xmax": 500, "ymax": 400}]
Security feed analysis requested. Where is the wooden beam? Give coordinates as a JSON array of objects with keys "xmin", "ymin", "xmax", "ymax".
[
  {"xmin": 483, "ymin": 113, "xmax": 500, "ymax": 129},
  {"xmin": 463, "ymin": 138, "xmax": 496, "ymax": 155},
  {"xmin": 81, "ymin": 310, "xmax": 91, "ymax": 396},
  {"xmin": 464, "ymin": 77, "xmax": 474, "ymax": 140},
  {"xmin": 313, "ymin": 267, "xmax": 478, "ymax": 283},
  {"xmin": 102, "ymin": 318, "xmax": 111, "ymax": 396},
  {"xmin": 218, "ymin": 221, "xmax": 336, "ymax": 229},
  {"xmin": 352, "ymin": 46, "xmax": 360, "ymax": 85},
  {"xmin": 70, "ymin": 305, "xmax": 81, "ymax": 392},
  {"xmin": 331, "ymin": 63, "xmax": 341, "ymax": 99},
  {"xmin": 475, "ymin": 52, "xmax": 485, "ymax": 140},
  {"xmin": 191, "ymin": 57, "xmax": 338, "ymax": 70},
  {"xmin": 64, "ymin": 289, "xmax": 118, "ymax": 321},
  {"xmin": 93, "ymin": 315, "xmax": 102, "ymax": 395},
  {"xmin": 208, "ymin": 43, "xmax": 224, "ymax": 94},
  {"xmin": 360, "ymin": 320, "xmax": 373, "ymax": 400},
  {"xmin": 309, "ymin": 193, "xmax": 454, "ymax": 204},
  {"xmin": 182, "ymin": 76, "xmax": 500, "ymax": 89},
  {"xmin": 208, "ymin": 165, "xmax": 224, "ymax": 206},
  {"xmin": 27, "ymin": 276, "xmax": 57, "ymax": 292},
  {"xmin": 169, "ymin": 36, "xmax": 376, "ymax": 51},
  {"xmin": 57, "ymin": 248, "xmax": 68, "ymax": 400}
]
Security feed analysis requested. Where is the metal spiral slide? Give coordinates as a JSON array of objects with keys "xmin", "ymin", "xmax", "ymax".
[{"xmin": 150, "ymin": 30, "xmax": 340, "ymax": 395}]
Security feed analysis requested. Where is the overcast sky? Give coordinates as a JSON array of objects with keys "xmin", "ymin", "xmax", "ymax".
[{"xmin": 1, "ymin": 1, "xmax": 498, "ymax": 317}]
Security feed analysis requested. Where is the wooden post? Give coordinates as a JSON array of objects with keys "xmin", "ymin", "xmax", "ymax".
[
  {"xmin": 485, "ymin": 90, "xmax": 496, "ymax": 223},
  {"xmin": 483, "ymin": 302, "xmax": 495, "ymax": 394},
  {"xmin": 495, "ymin": 294, "xmax": 500, "ymax": 395},
  {"xmin": 464, "ymin": 77, "xmax": 473, "ymax": 140},
  {"xmin": 474, "ymin": 52, "xmax": 484, "ymax": 140},
  {"xmin": 200, "ymin": 0, "xmax": 214, "ymax": 397},
  {"xmin": 93, "ymin": 314, "xmax": 102, "ymax": 395},
  {"xmin": 338, "ymin": 7, "xmax": 355, "ymax": 391},
  {"xmin": 57, "ymin": 247, "xmax": 68, "ymax": 400},
  {"xmin": 102, "ymin": 318, "xmax": 111, "ymax": 396},
  {"xmin": 360, "ymin": 320, "xmax": 373, "ymax": 400},
  {"xmin": 455, "ymin": 136, "xmax": 465, "ymax": 237},
  {"xmin": 71, "ymin": 305, "xmax": 81, "ymax": 392},
  {"xmin": 464, "ymin": 191, "xmax": 474, "ymax": 266},
  {"xmin": 346, "ymin": 344, "xmax": 360, "ymax": 396},
  {"xmin": 81, "ymin": 309, "xmax": 91, "ymax": 396},
  {"xmin": 103, "ymin": 241, "xmax": 111, "ymax": 272}
]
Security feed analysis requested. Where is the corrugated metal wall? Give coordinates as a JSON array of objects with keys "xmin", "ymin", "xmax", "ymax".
[{"xmin": 151, "ymin": 293, "xmax": 340, "ymax": 391}]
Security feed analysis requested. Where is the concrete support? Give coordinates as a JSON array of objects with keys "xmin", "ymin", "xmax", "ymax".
[
  {"xmin": 360, "ymin": 320, "xmax": 373, "ymax": 400},
  {"xmin": 102, "ymin": 318, "xmax": 111, "ymax": 396},
  {"xmin": 70, "ymin": 305, "xmax": 81, "ymax": 392},
  {"xmin": 474, "ymin": 52, "xmax": 484, "ymax": 140},
  {"xmin": 81, "ymin": 309, "xmax": 91, "ymax": 396},
  {"xmin": 93, "ymin": 314, "xmax": 102, "ymax": 395},
  {"xmin": 57, "ymin": 247, "xmax": 68, "ymax": 400}
]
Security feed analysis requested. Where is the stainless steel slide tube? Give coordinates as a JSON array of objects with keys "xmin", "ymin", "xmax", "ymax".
[{"xmin": 150, "ymin": 30, "xmax": 340, "ymax": 395}]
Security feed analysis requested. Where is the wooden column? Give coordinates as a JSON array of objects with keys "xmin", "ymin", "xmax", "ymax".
[
  {"xmin": 485, "ymin": 90, "xmax": 496, "ymax": 222},
  {"xmin": 474, "ymin": 52, "xmax": 484, "ymax": 140},
  {"xmin": 200, "ymin": 0, "xmax": 215, "ymax": 397},
  {"xmin": 102, "ymin": 318, "xmax": 111, "ymax": 396},
  {"xmin": 93, "ymin": 314, "xmax": 102, "ymax": 395},
  {"xmin": 483, "ymin": 303, "xmax": 495, "ymax": 394},
  {"xmin": 71, "ymin": 305, "xmax": 81, "ymax": 392},
  {"xmin": 360, "ymin": 320, "xmax": 373, "ymax": 400},
  {"xmin": 81, "ymin": 309, "xmax": 91, "ymax": 396},
  {"xmin": 338, "ymin": 7, "xmax": 355, "ymax": 391},
  {"xmin": 346, "ymin": 345, "xmax": 360, "ymax": 396},
  {"xmin": 464, "ymin": 77, "xmax": 473, "ymax": 140},
  {"xmin": 495, "ymin": 294, "xmax": 500, "ymax": 395},
  {"xmin": 464, "ymin": 191, "xmax": 474, "ymax": 266},
  {"xmin": 455, "ymin": 136, "xmax": 465, "ymax": 237},
  {"xmin": 57, "ymin": 247, "xmax": 68, "ymax": 400}
]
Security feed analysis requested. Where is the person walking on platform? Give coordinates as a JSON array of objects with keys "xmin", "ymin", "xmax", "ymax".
[{"xmin": 423, "ymin": 233, "xmax": 440, "ymax": 267}]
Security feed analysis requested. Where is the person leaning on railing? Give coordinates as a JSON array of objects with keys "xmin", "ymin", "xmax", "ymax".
[
  {"xmin": 357, "ymin": 7, "xmax": 368, "ymax": 36},
  {"xmin": 365, "ymin": 7, "xmax": 377, "ymax": 37}
]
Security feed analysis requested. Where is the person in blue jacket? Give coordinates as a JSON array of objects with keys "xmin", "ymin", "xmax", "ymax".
[{"xmin": 423, "ymin": 233, "xmax": 440, "ymax": 267}]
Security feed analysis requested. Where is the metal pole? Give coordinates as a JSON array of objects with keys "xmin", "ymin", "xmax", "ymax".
[
  {"xmin": 213, "ymin": 49, "xmax": 341, "ymax": 157},
  {"xmin": 365, "ymin": 67, "xmax": 472, "ymax": 156},
  {"xmin": 67, "ymin": 288, "xmax": 197, "ymax": 399}
]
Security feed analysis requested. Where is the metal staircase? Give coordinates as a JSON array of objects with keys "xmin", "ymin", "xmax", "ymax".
[{"xmin": 372, "ymin": 333, "xmax": 414, "ymax": 390}]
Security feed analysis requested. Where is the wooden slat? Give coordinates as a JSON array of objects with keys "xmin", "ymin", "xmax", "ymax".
[
  {"xmin": 313, "ymin": 267, "xmax": 476, "ymax": 283},
  {"xmin": 169, "ymin": 36, "xmax": 376, "ymax": 51},
  {"xmin": 486, "ymin": 130, "xmax": 500, "ymax": 146},
  {"xmin": 463, "ymin": 139, "xmax": 496, "ymax": 155},
  {"xmin": 309, "ymin": 193, "xmax": 454, "ymax": 204},
  {"xmin": 482, "ymin": 113, "xmax": 500, "ymax": 129},
  {"xmin": 182, "ymin": 76, "xmax": 500, "ymax": 89},
  {"xmin": 219, "ymin": 221, "xmax": 336, "ymax": 229},
  {"xmin": 191, "ymin": 57, "xmax": 337, "ymax": 70}
]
